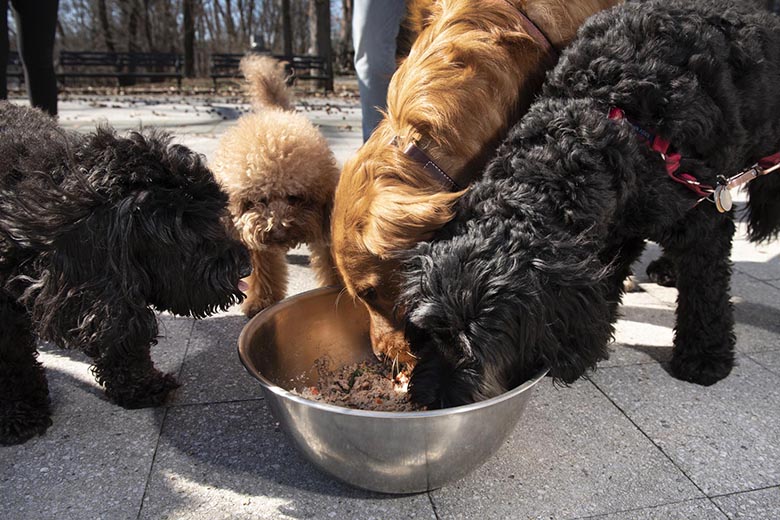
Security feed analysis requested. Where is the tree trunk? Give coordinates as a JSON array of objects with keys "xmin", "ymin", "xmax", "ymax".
[
  {"xmin": 281, "ymin": 0, "xmax": 293, "ymax": 57},
  {"xmin": 123, "ymin": 0, "xmax": 141, "ymax": 53},
  {"xmin": 225, "ymin": 0, "xmax": 237, "ymax": 49},
  {"xmin": 310, "ymin": 0, "xmax": 333, "ymax": 90},
  {"xmin": 183, "ymin": 0, "xmax": 195, "ymax": 77},
  {"xmin": 97, "ymin": 0, "xmax": 116, "ymax": 53},
  {"xmin": 247, "ymin": 0, "xmax": 256, "ymax": 43},
  {"xmin": 143, "ymin": 0, "xmax": 155, "ymax": 52},
  {"xmin": 339, "ymin": 0, "xmax": 353, "ymax": 72}
]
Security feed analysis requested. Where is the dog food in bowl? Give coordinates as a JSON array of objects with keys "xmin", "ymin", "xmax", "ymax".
[{"xmin": 292, "ymin": 357, "xmax": 424, "ymax": 412}]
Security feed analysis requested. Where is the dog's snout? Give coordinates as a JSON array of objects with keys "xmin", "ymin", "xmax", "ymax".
[{"xmin": 236, "ymin": 246, "xmax": 252, "ymax": 278}]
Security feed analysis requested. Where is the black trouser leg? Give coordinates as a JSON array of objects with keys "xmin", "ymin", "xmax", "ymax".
[{"xmin": 11, "ymin": 0, "xmax": 58, "ymax": 116}]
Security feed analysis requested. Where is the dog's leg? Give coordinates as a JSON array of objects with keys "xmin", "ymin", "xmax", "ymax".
[
  {"xmin": 600, "ymin": 237, "xmax": 647, "ymax": 321},
  {"xmin": 308, "ymin": 240, "xmax": 340, "ymax": 287},
  {"xmin": 242, "ymin": 247, "xmax": 288, "ymax": 317},
  {"xmin": 89, "ymin": 342, "xmax": 179, "ymax": 409},
  {"xmin": 664, "ymin": 210, "xmax": 736, "ymax": 386},
  {"xmin": 0, "ymin": 293, "xmax": 52, "ymax": 445}
]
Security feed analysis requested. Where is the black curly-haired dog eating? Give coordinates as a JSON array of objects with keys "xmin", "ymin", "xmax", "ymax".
[
  {"xmin": 0, "ymin": 103, "xmax": 251, "ymax": 445},
  {"xmin": 401, "ymin": 0, "xmax": 780, "ymax": 408}
]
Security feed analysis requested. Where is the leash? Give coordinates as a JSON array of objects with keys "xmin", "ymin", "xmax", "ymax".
[
  {"xmin": 394, "ymin": 1, "xmax": 559, "ymax": 193},
  {"xmin": 608, "ymin": 107, "xmax": 780, "ymax": 212}
]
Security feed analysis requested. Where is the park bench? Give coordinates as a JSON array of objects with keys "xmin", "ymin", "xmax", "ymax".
[
  {"xmin": 58, "ymin": 51, "xmax": 183, "ymax": 88},
  {"xmin": 209, "ymin": 53, "xmax": 332, "ymax": 91}
]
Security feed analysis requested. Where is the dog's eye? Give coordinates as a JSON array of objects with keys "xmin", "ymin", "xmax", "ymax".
[
  {"xmin": 359, "ymin": 287, "xmax": 377, "ymax": 302},
  {"xmin": 287, "ymin": 195, "xmax": 303, "ymax": 205},
  {"xmin": 239, "ymin": 200, "xmax": 253, "ymax": 212}
]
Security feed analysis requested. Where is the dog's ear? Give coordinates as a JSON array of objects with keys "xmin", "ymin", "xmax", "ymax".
[
  {"xmin": 397, "ymin": 0, "xmax": 438, "ymax": 59},
  {"xmin": 362, "ymin": 184, "xmax": 461, "ymax": 258},
  {"xmin": 320, "ymin": 194, "xmax": 334, "ymax": 242},
  {"xmin": 22, "ymin": 195, "xmax": 157, "ymax": 350},
  {"xmin": 533, "ymin": 254, "xmax": 614, "ymax": 384}
]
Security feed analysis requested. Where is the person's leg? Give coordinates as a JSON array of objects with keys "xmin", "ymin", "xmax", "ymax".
[
  {"xmin": 11, "ymin": 0, "xmax": 58, "ymax": 116},
  {"xmin": 0, "ymin": 0, "xmax": 9, "ymax": 100},
  {"xmin": 353, "ymin": 0, "xmax": 405, "ymax": 142}
]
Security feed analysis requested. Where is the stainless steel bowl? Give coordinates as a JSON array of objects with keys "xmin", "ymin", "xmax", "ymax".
[{"xmin": 238, "ymin": 287, "xmax": 548, "ymax": 494}]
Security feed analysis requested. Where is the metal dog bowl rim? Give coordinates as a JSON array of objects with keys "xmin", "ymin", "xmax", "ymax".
[{"xmin": 237, "ymin": 286, "xmax": 550, "ymax": 419}]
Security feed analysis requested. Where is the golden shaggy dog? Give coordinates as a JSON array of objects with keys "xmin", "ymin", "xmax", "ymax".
[
  {"xmin": 213, "ymin": 56, "xmax": 340, "ymax": 317},
  {"xmin": 332, "ymin": 0, "xmax": 622, "ymax": 363}
]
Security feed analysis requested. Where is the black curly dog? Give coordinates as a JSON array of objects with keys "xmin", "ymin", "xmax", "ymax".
[
  {"xmin": 0, "ymin": 103, "xmax": 251, "ymax": 445},
  {"xmin": 401, "ymin": 0, "xmax": 780, "ymax": 408}
]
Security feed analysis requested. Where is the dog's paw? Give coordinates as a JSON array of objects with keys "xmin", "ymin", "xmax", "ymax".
[
  {"xmin": 0, "ymin": 402, "xmax": 53, "ymax": 446},
  {"xmin": 669, "ymin": 351, "xmax": 734, "ymax": 386},
  {"xmin": 646, "ymin": 256, "xmax": 676, "ymax": 287},
  {"xmin": 106, "ymin": 371, "xmax": 180, "ymax": 409},
  {"xmin": 623, "ymin": 275, "xmax": 641, "ymax": 293}
]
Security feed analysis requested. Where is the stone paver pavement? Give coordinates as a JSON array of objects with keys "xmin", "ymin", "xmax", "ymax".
[{"xmin": 1, "ymin": 94, "xmax": 778, "ymax": 520}]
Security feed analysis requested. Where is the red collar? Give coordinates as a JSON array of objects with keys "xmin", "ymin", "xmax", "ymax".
[
  {"xmin": 609, "ymin": 107, "xmax": 780, "ymax": 211},
  {"xmin": 608, "ymin": 107, "xmax": 714, "ymax": 199}
]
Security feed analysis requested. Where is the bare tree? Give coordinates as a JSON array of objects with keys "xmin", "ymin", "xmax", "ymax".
[
  {"xmin": 97, "ymin": 0, "xmax": 116, "ymax": 53},
  {"xmin": 337, "ymin": 0, "xmax": 353, "ymax": 72},
  {"xmin": 309, "ymin": 0, "xmax": 332, "ymax": 90},
  {"xmin": 281, "ymin": 0, "xmax": 293, "ymax": 56},
  {"xmin": 183, "ymin": 0, "xmax": 195, "ymax": 76}
]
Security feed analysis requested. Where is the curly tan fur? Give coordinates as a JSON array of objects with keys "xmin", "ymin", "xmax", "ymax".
[
  {"xmin": 214, "ymin": 56, "xmax": 340, "ymax": 317},
  {"xmin": 331, "ymin": 0, "xmax": 622, "ymax": 363},
  {"xmin": 240, "ymin": 55, "xmax": 292, "ymax": 111}
]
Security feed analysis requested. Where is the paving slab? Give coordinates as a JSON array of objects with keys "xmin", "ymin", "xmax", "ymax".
[
  {"xmin": 428, "ymin": 379, "xmax": 702, "ymax": 520},
  {"xmin": 35, "ymin": 313, "xmax": 195, "ymax": 416},
  {"xmin": 172, "ymin": 312, "xmax": 257, "ymax": 406},
  {"xmin": 745, "ymin": 349, "xmax": 780, "ymax": 377},
  {"xmin": 0, "ymin": 409, "xmax": 164, "ymax": 520},
  {"xmin": 712, "ymin": 486, "xmax": 780, "ymax": 520},
  {"xmin": 574, "ymin": 498, "xmax": 727, "ymax": 520},
  {"xmin": 603, "ymin": 290, "xmax": 675, "ymax": 368},
  {"xmin": 138, "ymin": 400, "xmax": 434, "ymax": 520},
  {"xmin": 731, "ymin": 237, "xmax": 780, "ymax": 283},
  {"xmin": 590, "ymin": 359, "xmax": 780, "ymax": 497},
  {"xmin": 730, "ymin": 273, "xmax": 780, "ymax": 354}
]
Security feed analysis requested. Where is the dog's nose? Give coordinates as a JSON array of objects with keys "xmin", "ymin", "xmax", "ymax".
[{"xmin": 239, "ymin": 263, "xmax": 252, "ymax": 279}]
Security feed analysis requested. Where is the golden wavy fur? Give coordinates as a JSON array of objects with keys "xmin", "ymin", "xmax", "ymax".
[
  {"xmin": 213, "ymin": 55, "xmax": 340, "ymax": 317},
  {"xmin": 332, "ymin": 0, "xmax": 622, "ymax": 363}
]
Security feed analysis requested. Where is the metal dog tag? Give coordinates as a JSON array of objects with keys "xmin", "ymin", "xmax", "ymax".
[{"xmin": 714, "ymin": 185, "xmax": 732, "ymax": 213}]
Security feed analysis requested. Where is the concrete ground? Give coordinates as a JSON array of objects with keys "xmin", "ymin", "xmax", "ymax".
[{"xmin": 1, "ymin": 93, "xmax": 778, "ymax": 520}]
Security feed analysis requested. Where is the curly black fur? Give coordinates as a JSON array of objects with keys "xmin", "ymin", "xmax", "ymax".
[
  {"xmin": 0, "ymin": 103, "xmax": 251, "ymax": 445},
  {"xmin": 401, "ymin": 0, "xmax": 780, "ymax": 408}
]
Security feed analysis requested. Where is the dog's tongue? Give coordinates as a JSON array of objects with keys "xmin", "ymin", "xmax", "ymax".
[{"xmin": 238, "ymin": 280, "xmax": 250, "ymax": 293}]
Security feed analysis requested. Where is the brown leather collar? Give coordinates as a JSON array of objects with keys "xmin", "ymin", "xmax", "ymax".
[
  {"xmin": 397, "ymin": 2, "xmax": 560, "ymax": 192},
  {"xmin": 403, "ymin": 140, "xmax": 461, "ymax": 191}
]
